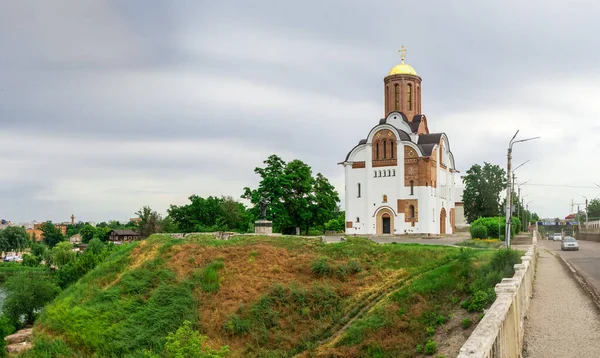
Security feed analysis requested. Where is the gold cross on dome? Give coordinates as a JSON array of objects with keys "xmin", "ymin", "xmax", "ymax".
[{"xmin": 398, "ymin": 46, "xmax": 407, "ymax": 63}]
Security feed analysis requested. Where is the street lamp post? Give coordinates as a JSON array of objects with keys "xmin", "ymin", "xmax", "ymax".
[
  {"xmin": 526, "ymin": 201, "xmax": 534, "ymax": 232},
  {"xmin": 506, "ymin": 130, "xmax": 540, "ymax": 249}
]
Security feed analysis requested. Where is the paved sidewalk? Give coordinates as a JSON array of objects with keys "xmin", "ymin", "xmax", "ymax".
[{"xmin": 523, "ymin": 249, "xmax": 600, "ymax": 357}]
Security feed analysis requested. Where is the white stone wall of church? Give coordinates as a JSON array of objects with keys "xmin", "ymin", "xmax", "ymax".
[{"xmin": 345, "ymin": 141, "xmax": 458, "ymax": 236}]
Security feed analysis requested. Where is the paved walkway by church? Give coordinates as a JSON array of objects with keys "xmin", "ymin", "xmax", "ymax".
[{"xmin": 523, "ymin": 249, "xmax": 600, "ymax": 357}]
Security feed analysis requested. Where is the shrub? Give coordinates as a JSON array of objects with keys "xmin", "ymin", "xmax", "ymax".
[
  {"xmin": 164, "ymin": 320, "xmax": 229, "ymax": 358},
  {"xmin": 489, "ymin": 248, "xmax": 522, "ymax": 278},
  {"xmin": 224, "ymin": 314, "xmax": 250, "ymax": 335},
  {"xmin": 470, "ymin": 225, "xmax": 488, "ymax": 239},
  {"xmin": 22, "ymin": 254, "xmax": 41, "ymax": 267},
  {"xmin": 426, "ymin": 326, "xmax": 435, "ymax": 336},
  {"xmin": 0, "ymin": 315, "xmax": 15, "ymax": 357},
  {"xmin": 468, "ymin": 288, "xmax": 496, "ymax": 312},
  {"xmin": 471, "ymin": 217, "xmax": 504, "ymax": 238},
  {"xmin": 416, "ymin": 344, "xmax": 423, "ymax": 353},
  {"xmin": 311, "ymin": 258, "xmax": 333, "ymax": 277},
  {"xmin": 461, "ymin": 318, "xmax": 472, "ymax": 329},
  {"xmin": 425, "ymin": 340, "xmax": 437, "ymax": 355},
  {"xmin": 199, "ymin": 260, "xmax": 224, "ymax": 293}
]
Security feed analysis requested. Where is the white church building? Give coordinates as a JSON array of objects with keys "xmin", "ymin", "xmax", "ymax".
[{"xmin": 341, "ymin": 49, "xmax": 461, "ymax": 235}]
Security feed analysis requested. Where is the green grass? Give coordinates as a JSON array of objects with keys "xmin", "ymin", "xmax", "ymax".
[
  {"xmin": 30, "ymin": 235, "xmax": 501, "ymax": 357},
  {"xmin": 327, "ymin": 248, "xmax": 521, "ymax": 357},
  {"xmin": 0, "ymin": 262, "xmax": 48, "ymax": 282}
]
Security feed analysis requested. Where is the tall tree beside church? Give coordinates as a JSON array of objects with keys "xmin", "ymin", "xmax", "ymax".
[
  {"xmin": 311, "ymin": 173, "xmax": 341, "ymax": 230},
  {"xmin": 462, "ymin": 162, "xmax": 507, "ymax": 224},
  {"xmin": 242, "ymin": 155, "xmax": 340, "ymax": 234}
]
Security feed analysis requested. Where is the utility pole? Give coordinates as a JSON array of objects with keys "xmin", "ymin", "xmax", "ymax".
[{"xmin": 505, "ymin": 131, "xmax": 540, "ymax": 249}]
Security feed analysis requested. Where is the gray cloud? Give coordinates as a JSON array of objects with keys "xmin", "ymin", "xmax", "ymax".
[{"xmin": 1, "ymin": 0, "xmax": 600, "ymax": 222}]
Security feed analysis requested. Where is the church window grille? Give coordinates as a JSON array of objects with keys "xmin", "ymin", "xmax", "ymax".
[
  {"xmin": 383, "ymin": 141, "xmax": 387, "ymax": 159},
  {"xmin": 357, "ymin": 183, "xmax": 361, "ymax": 198},
  {"xmin": 394, "ymin": 84, "xmax": 400, "ymax": 110},
  {"xmin": 410, "ymin": 180, "xmax": 414, "ymax": 195},
  {"xmin": 407, "ymin": 84, "xmax": 412, "ymax": 110}
]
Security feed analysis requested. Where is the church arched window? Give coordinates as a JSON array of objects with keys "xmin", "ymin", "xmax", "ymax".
[
  {"xmin": 383, "ymin": 141, "xmax": 387, "ymax": 159},
  {"xmin": 393, "ymin": 169, "xmax": 396, "ymax": 176},
  {"xmin": 376, "ymin": 142, "xmax": 380, "ymax": 159},
  {"xmin": 390, "ymin": 141, "xmax": 394, "ymax": 158},
  {"xmin": 410, "ymin": 180, "xmax": 414, "ymax": 195},
  {"xmin": 409, "ymin": 205, "xmax": 415, "ymax": 218},
  {"xmin": 394, "ymin": 84, "xmax": 400, "ymax": 110},
  {"xmin": 407, "ymin": 83, "xmax": 413, "ymax": 110},
  {"xmin": 357, "ymin": 183, "xmax": 361, "ymax": 198}
]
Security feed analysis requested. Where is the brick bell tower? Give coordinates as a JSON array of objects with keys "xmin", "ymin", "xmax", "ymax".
[{"xmin": 384, "ymin": 46, "xmax": 422, "ymax": 120}]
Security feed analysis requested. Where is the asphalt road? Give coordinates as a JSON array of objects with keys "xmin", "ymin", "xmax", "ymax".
[{"xmin": 539, "ymin": 238, "xmax": 600, "ymax": 295}]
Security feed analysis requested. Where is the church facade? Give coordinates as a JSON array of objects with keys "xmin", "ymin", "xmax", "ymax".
[{"xmin": 341, "ymin": 50, "xmax": 459, "ymax": 235}]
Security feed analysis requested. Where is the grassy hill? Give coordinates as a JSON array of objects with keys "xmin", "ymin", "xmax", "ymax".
[{"xmin": 24, "ymin": 234, "xmax": 512, "ymax": 357}]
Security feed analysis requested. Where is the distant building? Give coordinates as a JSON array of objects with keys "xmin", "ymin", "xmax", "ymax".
[
  {"xmin": 26, "ymin": 229, "xmax": 44, "ymax": 242},
  {"xmin": 33, "ymin": 223, "xmax": 67, "ymax": 236},
  {"xmin": 69, "ymin": 234, "xmax": 82, "ymax": 244},
  {"xmin": 108, "ymin": 229, "xmax": 140, "ymax": 243}
]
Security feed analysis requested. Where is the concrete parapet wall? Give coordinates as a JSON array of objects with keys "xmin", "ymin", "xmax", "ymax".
[
  {"xmin": 458, "ymin": 232, "xmax": 538, "ymax": 358},
  {"xmin": 576, "ymin": 228, "xmax": 600, "ymax": 242}
]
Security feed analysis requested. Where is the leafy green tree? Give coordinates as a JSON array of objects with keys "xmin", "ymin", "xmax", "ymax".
[
  {"xmin": 168, "ymin": 196, "xmax": 249, "ymax": 233},
  {"xmin": 243, "ymin": 155, "xmax": 340, "ymax": 234},
  {"xmin": 462, "ymin": 163, "xmax": 507, "ymax": 223},
  {"xmin": 86, "ymin": 238, "xmax": 105, "ymax": 255},
  {"xmin": 30, "ymin": 242, "xmax": 48, "ymax": 258},
  {"xmin": 22, "ymin": 254, "xmax": 42, "ymax": 267},
  {"xmin": 136, "ymin": 206, "xmax": 163, "ymax": 239},
  {"xmin": 41, "ymin": 222, "xmax": 65, "ymax": 248},
  {"xmin": 3, "ymin": 271, "xmax": 61, "ymax": 325},
  {"xmin": 0, "ymin": 226, "xmax": 29, "ymax": 253},
  {"xmin": 163, "ymin": 320, "xmax": 229, "ymax": 358},
  {"xmin": 588, "ymin": 199, "xmax": 600, "ymax": 220},
  {"xmin": 50, "ymin": 241, "xmax": 75, "ymax": 268},
  {"xmin": 79, "ymin": 224, "xmax": 96, "ymax": 243},
  {"xmin": 281, "ymin": 159, "xmax": 315, "ymax": 234},
  {"xmin": 311, "ymin": 173, "xmax": 341, "ymax": 230},
  {"xmin": 242, "ymin": 155, "xmax": 287, "ymax": 225}
]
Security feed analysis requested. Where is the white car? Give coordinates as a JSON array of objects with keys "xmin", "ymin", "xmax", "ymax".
[
  {"xmin": 561, "ymin": 237, "xmax": 579, "ymax": 251},
  {"xmin": 552, "ymin": 233, "xmax": 562, "ymax": 241}
]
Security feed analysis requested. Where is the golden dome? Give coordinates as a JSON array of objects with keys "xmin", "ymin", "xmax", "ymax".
[{"xmin": 388, "ymin": 62, "xmax": 419, "ymax": 76}]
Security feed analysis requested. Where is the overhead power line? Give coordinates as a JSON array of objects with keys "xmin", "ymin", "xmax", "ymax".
[{"xmin": 522, "ymin": 183, "xmax": 599, "ymax": 189}]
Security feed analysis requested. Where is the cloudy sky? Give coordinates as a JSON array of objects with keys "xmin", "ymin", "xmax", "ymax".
[{"xmin": 2, "ymin": 0, "xmax": 600, "ymax": 223}]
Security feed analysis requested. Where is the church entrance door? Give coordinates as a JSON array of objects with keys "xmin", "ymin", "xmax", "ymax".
[
  {"xmin": 440, "ymin": 208, "xmax": 447, "ymax": 234},
  {"xmin": 382, "ymin": 214, "xmax": 391, "ymax": 234}
]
